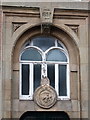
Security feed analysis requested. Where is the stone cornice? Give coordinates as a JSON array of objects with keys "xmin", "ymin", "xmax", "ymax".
[
  {"xmin": 1, "ymin": 2, "xmax": 89, "ymax": 10},
  {"xmin": 2, "ymin": 6, "xmax": 88, "ymax": 19}
]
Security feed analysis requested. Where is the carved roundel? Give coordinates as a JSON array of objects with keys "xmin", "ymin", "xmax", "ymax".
[{"xmin": 34, "ymin": 85, "xmax": 57, "ymax": 109}]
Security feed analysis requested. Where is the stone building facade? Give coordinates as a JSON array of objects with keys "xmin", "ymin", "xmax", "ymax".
[{"xmin": 0, "ymin": 2, "xmax": 89, "ymax": 119}]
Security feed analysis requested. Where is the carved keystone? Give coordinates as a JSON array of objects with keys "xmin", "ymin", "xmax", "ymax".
[{"xmin": 40, "ymin": 7, "xmax": 54, "ymax": 33}]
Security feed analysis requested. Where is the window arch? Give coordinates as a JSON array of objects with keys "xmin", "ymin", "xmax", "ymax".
[{"xmin": 20, "ymin": 36, "xmax": 70, "ymax": 100}]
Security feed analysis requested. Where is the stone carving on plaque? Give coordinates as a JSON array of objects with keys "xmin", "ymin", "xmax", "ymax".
[{"xmin": 34, "ymin": 77, "xmax": 57, "ymax": 109}]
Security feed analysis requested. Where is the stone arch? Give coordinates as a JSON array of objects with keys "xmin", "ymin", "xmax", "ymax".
[
  {"xmin": 12, "ymin": 23, "xmax": 80, "ymax": 64},
  {"xmin": 12, "ymin": 23, "xmax": 79, "ymax": 54},
  {"xmin": 11, "ymin": 24, "xmax": 80, "ymax": 118}
]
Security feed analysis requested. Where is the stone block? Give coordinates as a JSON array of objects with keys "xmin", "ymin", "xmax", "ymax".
[
  {"xmin": 71, "ymin": 111, "xmax": 80, "ymax": 118},
  {"xmin": 80, "ymin": 64, "xmax": 88, "ymax": 91},
  {"xmin": 12, "ymin": 99, "xmax": 19, "ymax": 111},
  {"xmin": 18, "ymin": 101, "xmax": 27, "ymax": 111},
  {"xmin": 12, "ymin": 71, "xmax": 19, "ymax": 99},
  {"xmin": 13, "ymin": 63, "xmax": 19, "ymax": 71},
  {"xmin": 57, "ymin": 101, "xmax": 72, "ymax": 111},
  {"xmin": 11, "ymin": 111, "xmax": 19, "ymax": 118},
  {"xmin": 81, "ymin": 100, "xmax": 88, "ymax": 111},
  {"xmin": 81, "ymin": 111, "xmax": 88, "ymax": 118},
  {"xmin": 80, "ymin": 47, "xmax": 88, "ymax": 64},
  {"xmin": 4, "ymin": 100, "xmax": 11, "ymax": 111},
  {"xmin": 2, "ymin": 61, "xmax": 12, "ymax": 81},
  {"xmin": 3, "ymin": 111, "xmax": 11, "ymax": 118},
  {"xmin": 81, "ymin": 91, "xmax": 88, "ymax": 101},
  {"xmin": 71, "ymin": 100, "xmax": 80, "ymax": 111},
  {"xmin": 24, "ymin": 101, "xmax": 35, "ymax": 111},
  {"xmin": 70, "ymin": 64, "xmax": 78, "ymax": 72},
  {"xmin": 70, "ymin": 72, "xmax": 78, "ymax": 100},
  {"xmin": 0, "ymin": 98, "xmax": 2, "ymax": 119},
  {"xmin": 5, "ymin": 21, "xmax": 12, "ymax": 45},
  {"xmin": 35, "ymin": 102, "xmax": 57, "ymax": 111},
  {"xmin": 4, "ymin": 79, "xmax": 11, "ymax": 90},
  {"xmin": 4, "ymin": 89, "xmax": 11, "ymax": 100},
  {"xmin": 18, "ymin": 101, "xmax": 34, "ymax": 111},
  {"xmin": 79, "ymin": 24, "xmax": 88, "ymax": 47}
]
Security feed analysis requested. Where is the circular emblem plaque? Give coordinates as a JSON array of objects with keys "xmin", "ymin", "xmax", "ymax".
[{"xmin": 34, "ymin": 85, "xmax": 57, "ymax": 109}]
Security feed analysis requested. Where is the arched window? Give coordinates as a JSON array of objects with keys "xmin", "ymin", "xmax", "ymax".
[{"xmin": 20, "ymin": 36, "xmax": 70, "ymax": 100}]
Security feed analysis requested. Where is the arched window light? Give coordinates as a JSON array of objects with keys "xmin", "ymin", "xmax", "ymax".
[{"xmin": 20, "ymin": 36, "xmax": 70, "ymax": 100}]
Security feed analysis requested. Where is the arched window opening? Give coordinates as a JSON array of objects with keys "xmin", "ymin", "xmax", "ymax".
[{"xmin": 20, "ymin": 36, "xmax": 70, "ymax": 100}]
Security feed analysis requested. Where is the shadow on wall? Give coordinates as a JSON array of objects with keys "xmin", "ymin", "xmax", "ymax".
[{"xmin": 20, "ymin": 111, "xmax": 70, "ymax": 120}]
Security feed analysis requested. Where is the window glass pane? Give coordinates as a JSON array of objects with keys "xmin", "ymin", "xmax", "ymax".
[
  {"xmin": 57, "ymin": 41, "xmax": 63, "ymax": 48},
  {"xmin": 32, "ymin": 36, "xmax": 55, "ymax": 51},
  {"xmin": 21, "ymin": 48, "xmax": 42, "ymax": 61},
  {"xmin": 34, "ymin": 64, "xmax": 41, "ymax": 91},
  {"xmin": 47, "ymin": 64, "xmax": 55, "ymax": 88},
  {"xmin": 22, "ymin": 64, "xmax": 29, "ymax": 95},
  {"xmin": 46, "ymin": 49, "xmax": 67, "ymax": 62},
  {"xmin": 59, "ymin": 65, "xmax": 67, "ymax": 96},
  {"xmin": 24, "ymin": 41, "xmax": 31, "ymax": 47}
]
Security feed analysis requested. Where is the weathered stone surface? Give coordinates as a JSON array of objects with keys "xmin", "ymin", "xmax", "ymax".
[
  {"xmin": 34, "ymin": 84, "xmax": 57, "ymax": 109},
  {"xmin": 1, "ymin": 3, "xmax": 89, "ymax": 119}
]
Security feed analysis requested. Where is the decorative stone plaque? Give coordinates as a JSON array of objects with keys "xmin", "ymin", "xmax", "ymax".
[
  {"xmin": 34, "ymin": 77, "xmax": 57, "ymax": 109},
  {"xmin": 40, "ymin": 8, "xmax": 54, "ymax": 23}
]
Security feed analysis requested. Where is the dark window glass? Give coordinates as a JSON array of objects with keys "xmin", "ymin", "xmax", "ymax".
[
  {"xmin": 59, "ymin": 65, "xmax": 67, "ymax": 96},
  {"xmin": 57, "ymin": 40, "xmax": 63, "ymax": 48},
  {"xmin": 22, "ymin": 64, "xmax": 29, "ymax": 95},
  {"xmin": 21, "ymin": 48, "xmax": 42, "ymax": 61},
  {"xmin": 46, "ymin": 49, "xmax": 67, "ymax": 62},
  {"xmin": 20, "ymin": 111, "xmax": 70, "ymax": 120},
  {"xmin": 34, "ymin": 64, "xmax": 41, "ymax": 91},
  {"xmin": 24, "ymin": 41, "xmax": 31, "ymax": 47},
  {"xmin": 32, "ymin": 36, "xmax": 55, "ymax": 51},
  {"xmin": 47, "ymin": 64, "xmax": 55, "ymax": 88}
]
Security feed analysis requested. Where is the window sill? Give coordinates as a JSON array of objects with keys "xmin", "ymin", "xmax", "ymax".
[
  {"xmin": 19, "ymin": 96, "xmax": 70, "ymax": 101},
  {"xmin": 57, "ymin": 97, "xmax": 71, "ymax": 101}
]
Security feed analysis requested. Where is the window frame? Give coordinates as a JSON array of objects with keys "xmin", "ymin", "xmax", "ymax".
[
  {"xmin": 45, "ymin": 47, "xmax": 70, "ymax": 100},
  {"xmin": 19, "ymin": 39, "xmax": 70, "ymax": 100}
]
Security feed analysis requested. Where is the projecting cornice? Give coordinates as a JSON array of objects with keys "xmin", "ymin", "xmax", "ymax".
[
  {"xmin": 2, "ymin": 6, "xmax": 88, "ymax": 19},
  {"xmin": 1, "ymin": 2, "xmax": 89, "ymax": 10}
]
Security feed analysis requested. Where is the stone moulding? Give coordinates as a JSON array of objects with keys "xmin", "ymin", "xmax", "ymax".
[{"xmin": 12, "ymin": 22, "xmax": 27, "ymax": 32}]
